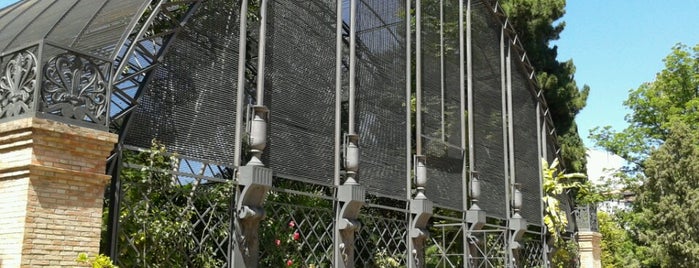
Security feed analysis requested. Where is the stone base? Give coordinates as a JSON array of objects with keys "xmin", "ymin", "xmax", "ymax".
[
  {"xmin": 578, "ymin": 231, "xmax": 602, "ymax": 268},
  {"xmin": 0, "ymin": 118, "xmax": 116, "ymax": 267}
]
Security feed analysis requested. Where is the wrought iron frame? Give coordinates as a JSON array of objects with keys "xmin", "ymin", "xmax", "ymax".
[
  {"xmin": 0, "ymin": 0, "xmax": 581, "ymax": 266},
  {"xmin": 103, "ymin": 0, "xmax": 206, "ymax": 261},
  {"xmin": 573, "ymin": 204, "xmax": 599, "ymax": 232}
]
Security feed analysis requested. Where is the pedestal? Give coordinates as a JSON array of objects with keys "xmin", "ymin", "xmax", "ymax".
[
  {"xmin": 578, "ymin": 231, "xmax": 602, "ymax": 268},
  {"xmin": 0, "ymin": 118, "xmax": 117, "ymax": 267}
]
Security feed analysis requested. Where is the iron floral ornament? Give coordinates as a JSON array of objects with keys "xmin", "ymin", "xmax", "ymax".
[
  {"xmin": 42, "ymin": 53, "xmax": 107, "ymax": 125},
  {"xmin": 0, "ymin": 50, "xmax": 37, "ymax": 119}
]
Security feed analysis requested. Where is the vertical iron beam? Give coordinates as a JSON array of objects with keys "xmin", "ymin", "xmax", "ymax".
[{"xmin": 234, "ymin": 0, "xmax": 249, "ymax": 168}]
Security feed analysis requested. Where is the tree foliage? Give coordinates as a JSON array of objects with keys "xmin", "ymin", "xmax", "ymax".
[
  {"xmin": 113, "ymin": 141, "xmax": 233, "ymax": 268},
  {"xmin": 590, "ymin": 44, "xmax": 699, "ymax": 267},
  {"xmin": 635, "ymin": 123, "xmax": 699, "ymax": 266},
  {"xmin": 500, "ymin": 0, "xmax": 590, "ymax": 173},
  {"xmin": 541, "ymin": 158, "xmax": 585, "ymax": 246},
  {"xmin": 591, "ymin": 44, "xmax": 699, "ymax": 169},
  {"xmin": 597, "ymin": 211, "xmax": 643, "ymax": 268}
]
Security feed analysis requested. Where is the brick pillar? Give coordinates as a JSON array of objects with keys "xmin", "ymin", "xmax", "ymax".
[
  {"xmin": 578, "ymin": 231, "xmax": 602, "ymax": 268},
  {"xmin": 0, "ymin": 118, "xmax": 117, "ymax": 267}
]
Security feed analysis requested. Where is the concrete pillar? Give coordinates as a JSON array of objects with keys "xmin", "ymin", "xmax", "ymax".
[
  {"xmin": 0, "ymin": 118, "xmax": 117, "ymax": 267},
  {"xmin": 578, "ymin": 231, "xmax": 602, "ymax": 268}
]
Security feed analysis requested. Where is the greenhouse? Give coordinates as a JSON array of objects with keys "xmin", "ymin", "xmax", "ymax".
[{"xmin": 0, "ymin": 0, "xmax": 592, "ymax": 267}]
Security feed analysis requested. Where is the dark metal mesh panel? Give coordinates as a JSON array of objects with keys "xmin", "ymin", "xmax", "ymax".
[
  {"xmin": 425, "ymin": 138, "xmax": 464, "ymax": 210},
  {"xmin": 356, "ymin": 0, "xmax": 408, "ymax": 198},
  {"xmin": 471, "ymin": 0, "xmax": 507, "ymax": 218},
  {"xmin": 0, "ymin": 0, "xmax": 144, "ymax": 57},
  {"xmin": 71, "ymin": 0, "xmax": 144, "ymax": 57},
  {"xmin": 546, "ymin": 130, "xmax": 557, "ymax": 163},
  {"xmin": 44, "ymin": 0, "xmax": 109, "ymax": 48},
  {"xmin": 511, "ymin": 55, "xmax": 541, "ymax": 224},
  {"xmin": 421, "ymin": 0, "xmax": 462, "ymax": 148},
  {"xmin": 421, "ymin": 0, "xmax": 443, "ymax": 140},
  {"xmin": 124, "ymin": 0, "xmax": 240, "ymax": 166},
  {"xmin": 264, "ymin": 0, "xmax": 336, "ymax": 185},
  {"xmin": 422, "ymin": 0, "xmax": 464, "ymax": 210}
]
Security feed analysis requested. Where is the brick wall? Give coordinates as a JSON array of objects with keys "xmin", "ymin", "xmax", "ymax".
[{"xmin": 0, "ymin": 118, "xmax": 117, "ymax": 267}]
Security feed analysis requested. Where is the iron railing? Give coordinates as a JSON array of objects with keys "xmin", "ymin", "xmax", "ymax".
[{"xmin": 574, "ymin": 204, "xmax": 599, "ymax": 232}]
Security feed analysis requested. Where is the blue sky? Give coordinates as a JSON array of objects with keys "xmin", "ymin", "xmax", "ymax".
[
  {"xmin": 1, "ymin": 0, "xmax": 697, "ymax": 148},
  {"xmin": 554, "ymin": 0, "xmax": 699, "ymax": 148},
  {"xmin": 0, "ymin": 0, "xmax": 12, "ymax": 9}
]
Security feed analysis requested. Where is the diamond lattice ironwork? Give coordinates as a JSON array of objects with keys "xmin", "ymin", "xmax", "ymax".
[
  {"xmin": 521, "ymin": 233, "xmax": 546, "ymax": 268},
  {"xmin": 427, "ymin": 222, "xmax": 465, "ymax": 267},
  {"xmin": 468, "ymin": 228, "xmax": 508, "ymax": 268},
  {"xmin": 110, "ymin": 146, "xmax": 234, "ymax": 268},
  {"xmin": 261, "ymin": 198, "xmax": 335, "ymax": 267},
  {"xmin": 356, "ymin": 205, "xmax": 409, "ymax": 266}
]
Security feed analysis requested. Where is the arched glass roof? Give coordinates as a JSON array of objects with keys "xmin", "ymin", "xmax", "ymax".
[{"xmin": 0, "ymin": 0, "xmax": 148, "ymax": 58}]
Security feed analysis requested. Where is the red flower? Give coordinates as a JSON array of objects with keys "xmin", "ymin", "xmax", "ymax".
[
  {"xmin": 275, "ymin": 239, "xmax": 281, "ymax": 246},
  {"xmin": 288, "ymin": 221, "xmax": 296, "ymax": 228},
  {"xmin": 286, "ymin": 259, "xmax": 293, "ymax": 266},
  {"xmin": 293, "ymin": 231, "xmax": 300, "ymax": 241}
]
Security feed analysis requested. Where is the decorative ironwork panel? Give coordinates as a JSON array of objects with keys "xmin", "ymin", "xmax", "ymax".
[
  {"xmin": 467, "ymin": 228, "xmax": 508, "ymax": 268},
  {"xmin": 41, "ymin": 49, "xmax": 110, "ymax": 127},
  {"xmin": 356, "ymin": 204, "xmax": 409, "ymax": 266},
  {"xmin": 260, "ymin": 186, "xmax": 335, "ymax": 267},
  {"xmin": 427, "ymin": 222, "xmax": 465, "ymax": 267},
  {"xmin": 521, "ymin": 233, "xmax": 546, "ymax": 268},
  {"xmin": 112, "ymin": 147, "xmax": 235, "ymax": 267},
  {"xmin": 574, "ymin": 204, "xmax": 599, "ymax": 232},
  {"xmin": 0, "ymin": 47, "xmax": 37, "ymax": 121}
]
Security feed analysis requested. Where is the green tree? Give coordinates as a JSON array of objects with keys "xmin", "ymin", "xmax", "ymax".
[
  {"xmin": 500, "ymin": 0, "xmax": 590, "ymax": 173},
  {"xmin": 590, "ymin": 44, "xmax": 699, "ymax": 267},
  {"xmin": 597, "ymin": 211, "xmax": 644, "ymax": 268},
  {"xmin": 591, "ymin": 44, "xmax": 699, "ymax": 169},
  {"xmin": 633, "ymin": 123, "xmax": 699, "ymax": 266}
]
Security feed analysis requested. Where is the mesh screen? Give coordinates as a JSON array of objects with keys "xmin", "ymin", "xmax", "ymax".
[
  {"xmin": 421, "ymin": 0, "xmax": 443, "ymax": 140},
  {"xmin": 355, "ymin": 0, "xmax": 408, "ymax": 198},
  {"xmin": 124, "ymin": 0, "xmax": 240, "ymax": 166},
  {"xmin": 264, "ymin": 0, "xmax": 337, "ymax": 185},
  {"xmin": 425, "ymin": 138, "xmax": 464, "ymax": 209},
  {"xmin": 470, "ymin": 0, "xmax": 507, "ymax": 218},
  {"xmin": 420, "ymin": 0, "xmax": 464, "ymax": 209},
  {"xmin": 511, "ymin": 54, "xmax": 541, "ymax": 224},
  {"xmin": 546, "ymin": 130, "xmax": 557, "ymax": 163},
  {"xmin": 45, "ymin": 0, "xmax": 108, "ymax": 48},
  {"xmin": 72, "ymin": 0, "xmax": 144, "ymax": 57},
  {"xmin": 421, "ymin": 0, "xmax": 462, "ymax": 148}
]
